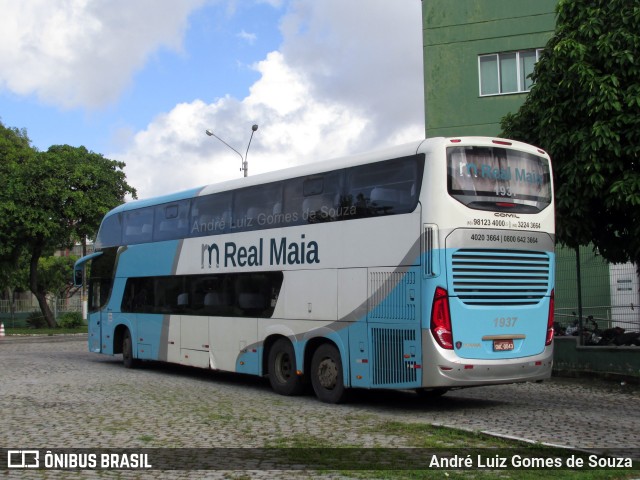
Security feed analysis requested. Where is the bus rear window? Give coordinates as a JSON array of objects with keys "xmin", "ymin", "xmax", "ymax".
[{"xmin": 447, "ymin": 146, "xmax": 551, "ymax": 213}]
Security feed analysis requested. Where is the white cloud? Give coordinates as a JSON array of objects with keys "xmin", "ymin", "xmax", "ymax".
[
  {"xmin": 0, "ymin": 0, "xmax": 206, "ymax": 109},
  {"xmin": 256, "ymin": 0, "xmax": 285, "ymax": 8},
  {"xmin": 279, "ymin": 0, "xmax": 424, "ymax": 141},
  {"xmin": 0, "ymin": 0, "xmax": 423, "ymax": 199},
  {"xmin": 114, "ymin": 0, "xmax": 424, "ymax": 199},
  {"xmin": 237, "ymin": 29, "xmax": 257, "ymax": 45},
  {"xmin": 117, "ymin": 50, "xmax": 369, "ymax": 199}
]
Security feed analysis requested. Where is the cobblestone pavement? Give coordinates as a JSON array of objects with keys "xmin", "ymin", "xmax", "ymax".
[{"xmin": 1, "ymin": 335, "xmax": 639, "ymax": 479}]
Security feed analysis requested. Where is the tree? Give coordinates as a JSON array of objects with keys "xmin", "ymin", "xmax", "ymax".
[
  {"xmin": 0, "ymin": 122, "xmax": 137, "ymax": 326},
  {"xmin": 0, "ymin": 123, "xmax": 36, "ymax": 265},
  {"xmin": 41, "ymin": 144, "xmax": 137, "ymax": 248},
  {"xmin": 501, "ymin": 0, "xmax": 640, "ymax": 267},
  {"xmin": 36, "ymin": 256, "xmax": 77, "ymax": 300},
  {"xmin": 0, "ymin": 252, "xmax": 29, "ymax": 325}
]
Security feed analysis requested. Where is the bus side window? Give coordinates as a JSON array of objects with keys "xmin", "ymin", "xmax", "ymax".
[
  {"xmin": 346, "ymin": 156, "xmax": 420, "ymax": 217},
  {"xmin": 232, "ymin": 183, "xmax": 283, "ymax": 231},
  {"xmin": 282, "ymin": 178, "xmax": 305, "ymax": 226},
  {"xmin": 300, "ymin": 171, "xmax": 343, "ymax": 223},
  {"xmin": 88, "ymin": 278, "xmax": 113, "ymax": 312},
  {"xmin": 89, "ymin": 279, "xmax": 101, "ymax": 312},
  {"xmin": 87, "ymin": 248, "xmax": 117, "ymax": 312},
  {"xmin": 153, "ymin": 200, "xmax": 190, "ymax": 241},
  {"xmin": 189, "ymin": 193, "xmax": 232, "ymax": 237},
  {"xmin": 235, "ymin": 273, "xmax": 282, "ymax": 317},
  {"xmin": 121, "ymin": 278, "xmax": 152, "ymax": 313},
  {"xmin": 199, "ymin": 277, "xmax": 233, "ymax": 316},
  {"xmin": 123, "ymin": 208, "xmax": 154, "ymax": 244},
  {"xmin": 235, "ymin": 274, "xmax": 267, "ymax": 315},
  {"xmin": 120, "ymin": 273, "xmax": 283, "ymax": 318}
]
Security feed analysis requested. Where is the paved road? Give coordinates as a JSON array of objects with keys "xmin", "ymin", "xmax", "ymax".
[{"xmin": 1, "ymin": 335, "xmax": 639, "ymax": 478}]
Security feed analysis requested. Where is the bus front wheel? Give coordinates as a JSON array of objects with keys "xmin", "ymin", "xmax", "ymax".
[
  {"xmin": 122, "ymin": 329, "xmax": 138, "ymax": 369},
  {"xmin": 310, "ymin": 343, "xmax": 347, "ymax": 404},
  {"xmin": 268, "ymin": 338, "xmax": 304, "ymax": 396}
]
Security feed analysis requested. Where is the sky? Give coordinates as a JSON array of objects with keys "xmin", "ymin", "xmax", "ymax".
[{"xmin": 0, "ymin": 0, "xmax": 425, "ymax": 200}]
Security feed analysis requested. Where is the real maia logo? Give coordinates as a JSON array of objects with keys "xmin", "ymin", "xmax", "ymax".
[{"xmin": 202, "ymin": 235, "xmax": 319, "ymax": 269}]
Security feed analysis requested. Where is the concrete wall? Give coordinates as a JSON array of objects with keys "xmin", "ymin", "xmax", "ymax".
[{"xmin": 554, "ymin": 337, "xmax": 640, "ymax": 381}]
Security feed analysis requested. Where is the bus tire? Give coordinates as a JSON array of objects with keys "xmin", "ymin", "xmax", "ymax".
[
  {"xmin": 268, "ymin": 338, "xmax": 304, "ymax": 396},
  {"xmin": 310, "ymin": 343, "xmax": 347, "ymax": 404},
  {"xmin": 122, "ymin": 329, "xmax": 138, "ymax": 369}
]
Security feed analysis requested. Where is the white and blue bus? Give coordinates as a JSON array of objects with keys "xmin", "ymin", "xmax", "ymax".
[{"xmin": 75, "ymin": 137, "xmax": 555, "ymax": 403}]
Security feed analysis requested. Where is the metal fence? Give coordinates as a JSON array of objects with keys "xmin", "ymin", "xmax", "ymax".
[
  {"xmin": 0, "ymin": 296, "xmax": 83, "ymax": 327},
  {"xmin": 555, "ymin": 245, "xmax": 640, "ymax": 334}
]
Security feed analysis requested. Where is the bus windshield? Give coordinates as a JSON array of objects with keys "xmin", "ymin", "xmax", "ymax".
[{"xmin": 447, "ymin": 146, "xmax": 552, "ymax": 213}]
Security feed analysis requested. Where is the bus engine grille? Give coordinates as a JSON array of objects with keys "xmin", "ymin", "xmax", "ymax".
[
  {"xmin": 451, "ymin": 249, "xmax": 551, "ymax": 306},
  {"xmin": 371, "ymin": 327, "xmax": 418, "ymax": 386}
]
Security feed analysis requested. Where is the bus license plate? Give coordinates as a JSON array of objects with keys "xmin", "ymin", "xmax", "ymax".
[{"xmin": 493, "ymin": 339, "xmax": 514, "ymax": 351}]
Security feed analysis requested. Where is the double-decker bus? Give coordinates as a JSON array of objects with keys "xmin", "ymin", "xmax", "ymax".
[{"xmin": 74, "ymin": 137, "xmax": 554, "ymax": 403}]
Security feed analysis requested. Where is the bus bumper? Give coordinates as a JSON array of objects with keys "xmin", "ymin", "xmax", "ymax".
[{"xmin": 421, "ymin": 333, "xmax": 553, "ymax": 388}]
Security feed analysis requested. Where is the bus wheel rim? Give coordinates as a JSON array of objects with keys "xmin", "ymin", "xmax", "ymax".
[
  {"xmin": 275, "ymin": 352, "xmax": 292, "ymax": 383},
  {"xmin": 317, "ymin": 358, "xmax": 337, "ymax": 390}
]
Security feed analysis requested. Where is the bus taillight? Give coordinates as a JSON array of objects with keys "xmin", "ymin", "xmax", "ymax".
[
  {"xmin": 431, "ymin": 287, "xmax": 453, "ymax": 350},
  {"xmin": 545, "ymin": 290, "xmax": 555, "ymax": 346}
]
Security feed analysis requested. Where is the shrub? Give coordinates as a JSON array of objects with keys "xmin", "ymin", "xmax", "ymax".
[
  {"xmin": 57, "ymin": 312, "xmax": 83, "ymax": 328},
  {"xmin": 26, "ymin": 311, "xmax": 47, "ymax": 329}
]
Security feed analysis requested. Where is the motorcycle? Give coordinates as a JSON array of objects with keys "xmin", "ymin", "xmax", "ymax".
[
  {"xmin": 558, "ymin": 312, "xmax": 640, "ymax": 346},
  {"xmin": 583, "ymin": 316, "xmax": 640, "ymax": 346},
  {"xmin": 582, "ymin": 316, "xmax": 605, "ymax": 345}
]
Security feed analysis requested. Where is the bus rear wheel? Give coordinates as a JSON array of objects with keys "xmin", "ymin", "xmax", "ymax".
[
  {"xmin": 122, "ymin": 329, "xmax": 138, "ymax": 369},
  {"xmin": 268, "ymin": 338, "xmax": 304, "ymax": 396},
  {"xmin": 310, "ymin": 343, "xmax": 347, "ymax": 404}
]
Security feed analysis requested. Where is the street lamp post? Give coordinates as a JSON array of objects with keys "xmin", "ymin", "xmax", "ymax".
[{"xmin": 205, "ymin": 124, "xmax": 258, "ymax": 177}]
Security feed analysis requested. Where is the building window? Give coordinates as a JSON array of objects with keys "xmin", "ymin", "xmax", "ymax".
[{"xmin": 479, "ymin": 49, "xmax": 543, "ymax": 96}]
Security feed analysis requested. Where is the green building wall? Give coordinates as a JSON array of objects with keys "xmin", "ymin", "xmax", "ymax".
[{"xmin": 422, "ymin": 0, "xmax": 557, "ymax": 137}]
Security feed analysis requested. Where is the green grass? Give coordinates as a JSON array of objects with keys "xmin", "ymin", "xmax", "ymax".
[
  {"xmin": 137, "ymin": 435, "xmax": 155, "ymax": 443},
  {"xmin": 5, "ymin": 326, "xmax": 87, "ymax": 335},
  {"xmin": 266, "ymin": 421, "xmax": 638, "ymax": 479}
]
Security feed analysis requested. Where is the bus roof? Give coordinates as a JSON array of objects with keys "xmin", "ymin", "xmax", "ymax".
[
  {"xmin": 105, "ymin": 139, "xmax": 427, "ymax": 217},
  {"xmin": 103, "ymin": 136, "xmax": 547, "ymax": 218}
]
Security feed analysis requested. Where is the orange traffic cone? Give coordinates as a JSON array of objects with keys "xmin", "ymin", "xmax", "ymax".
[{"xmin": 0, "ymin": 321, "xmax": 5, "ymax": 337}]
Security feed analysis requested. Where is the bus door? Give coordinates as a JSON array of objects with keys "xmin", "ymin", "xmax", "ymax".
[
  {"xmin": 87, "ymin": 278, "xmax": 106, "ymax": 353},
  {"xmin": 89, "ymin": 274, "xmax": 120, "ymax": 354},
  {"xmin": 74, "ymin": 252, "xmax": 105, "ymax": 353}
]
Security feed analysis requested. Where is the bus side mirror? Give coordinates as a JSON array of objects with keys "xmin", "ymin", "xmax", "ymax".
[{"xmin": 74, "ymin": 268, "xmax": 84, "ymax": 287}]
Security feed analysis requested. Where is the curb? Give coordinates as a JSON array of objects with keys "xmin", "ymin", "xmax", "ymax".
[{"xmin": 0, "ymin": 333, "xmax": 88, "ymax": 343}]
